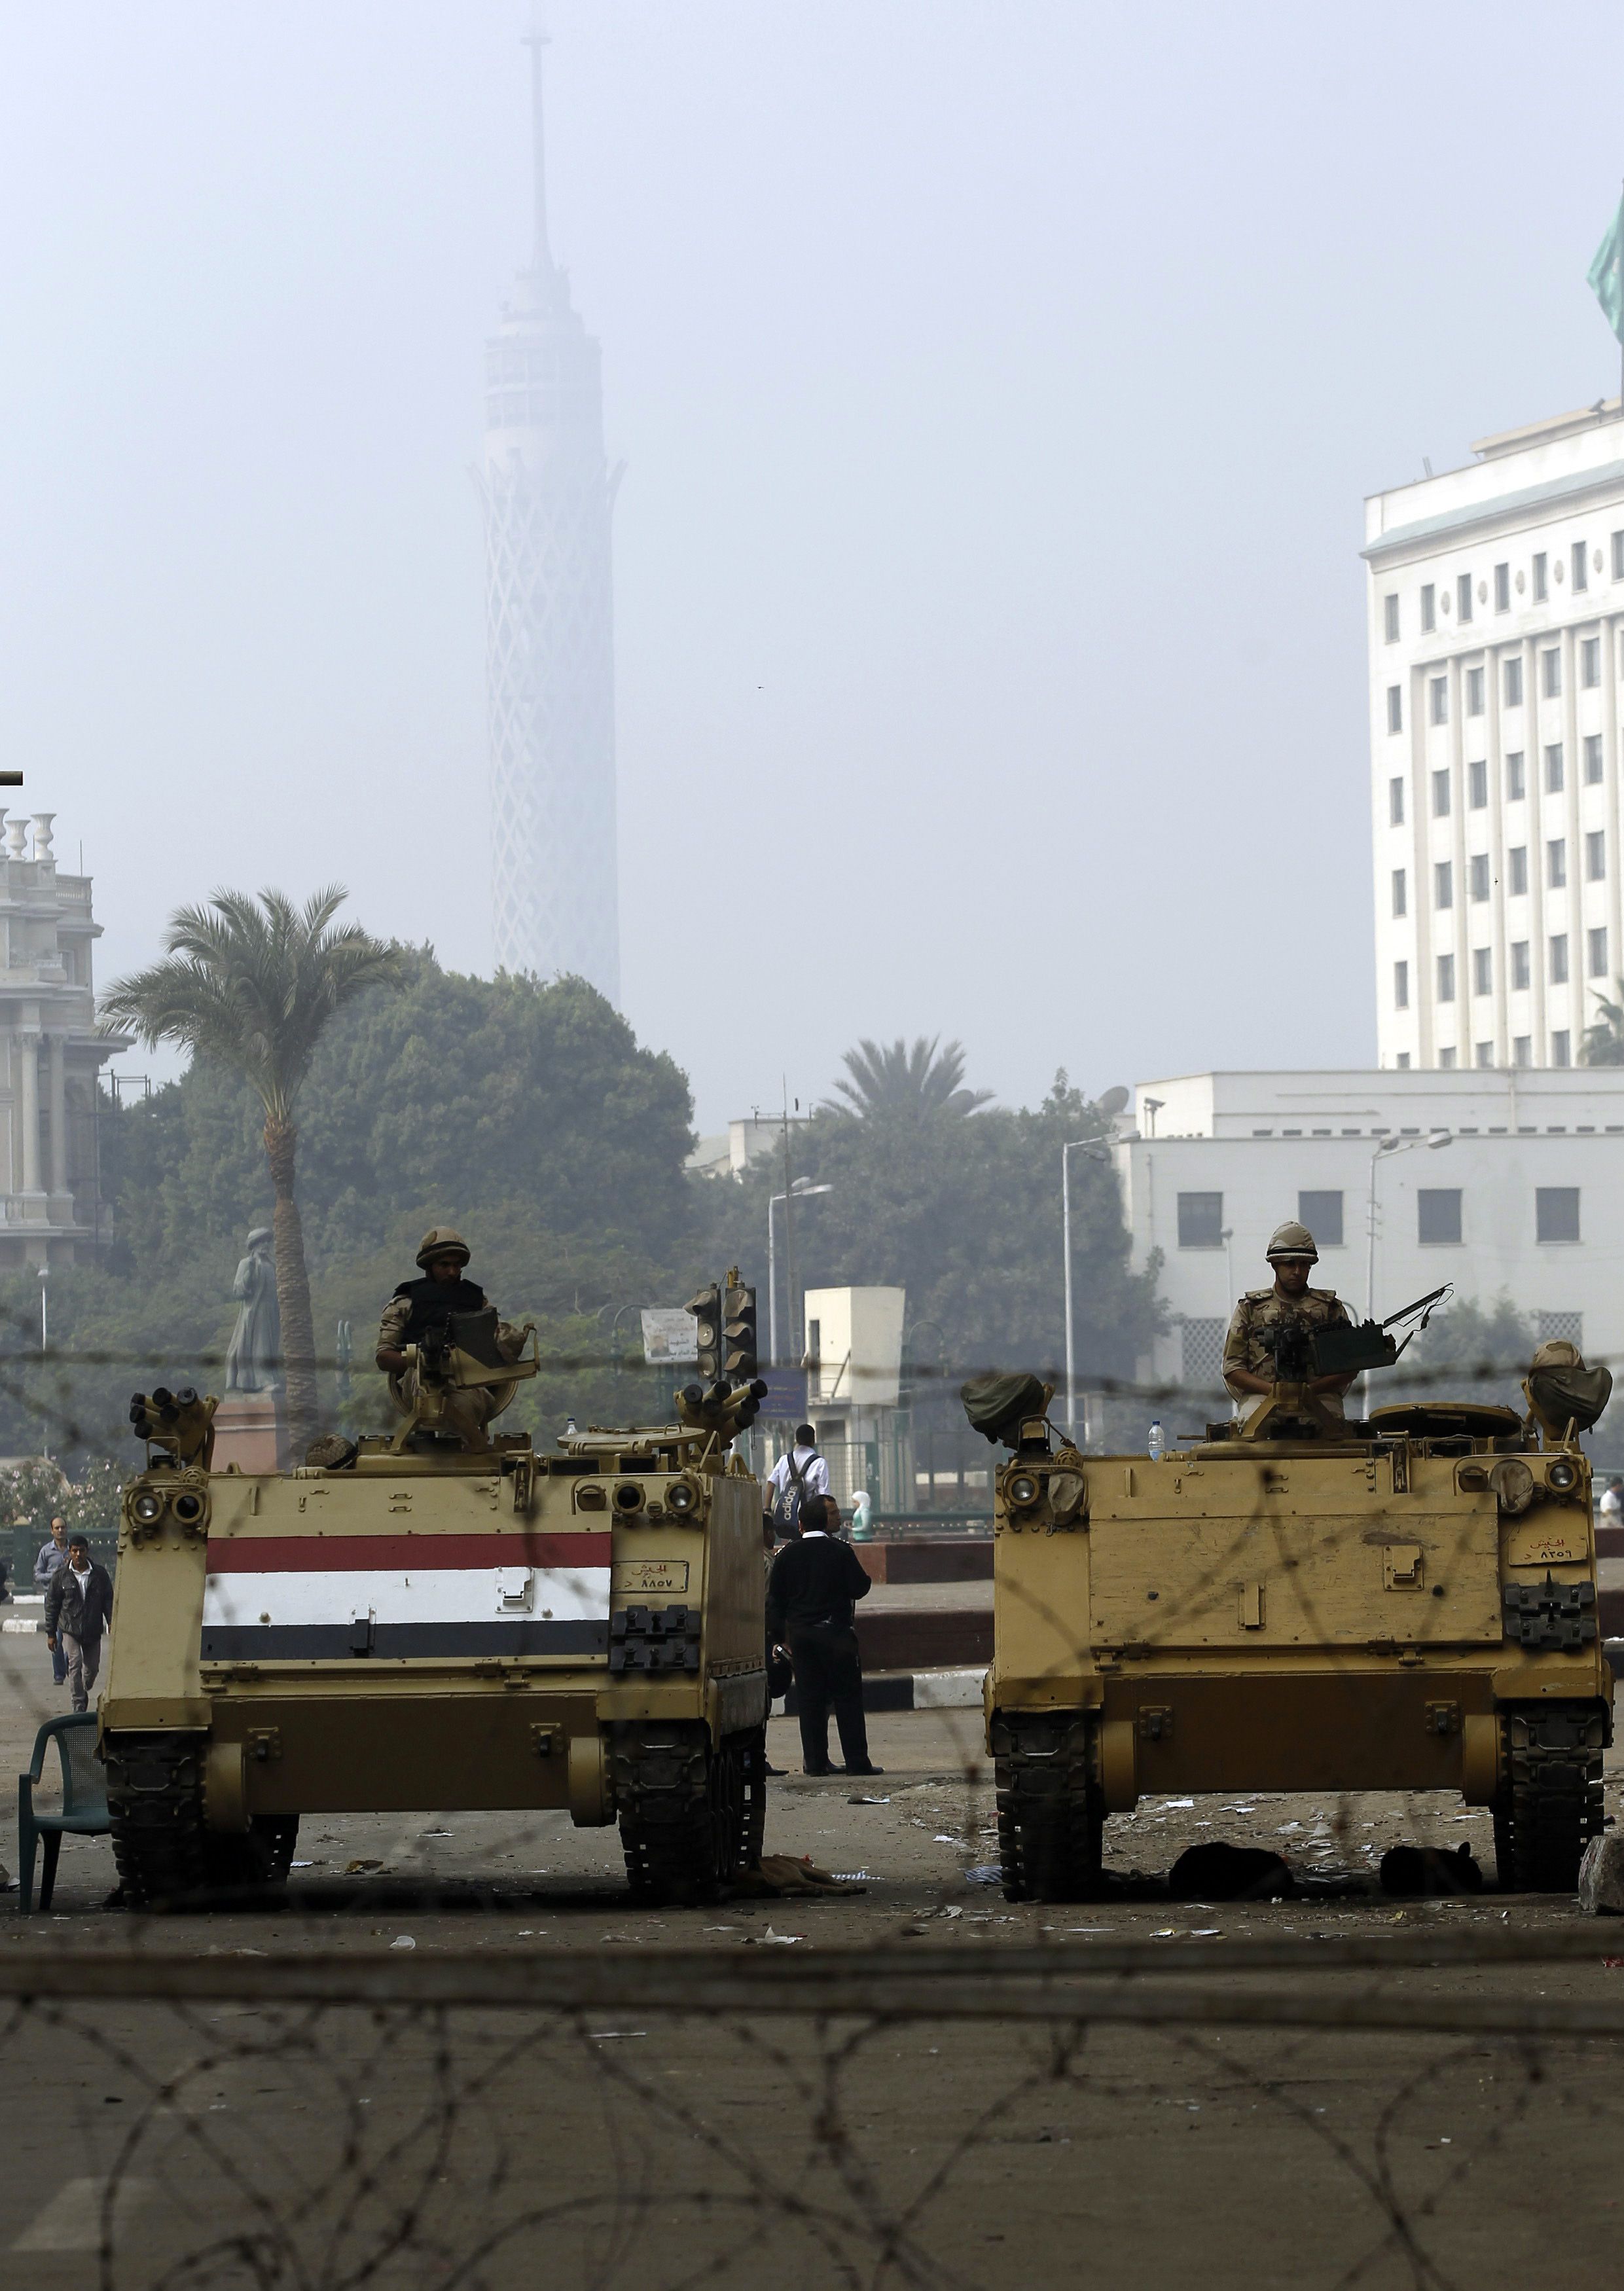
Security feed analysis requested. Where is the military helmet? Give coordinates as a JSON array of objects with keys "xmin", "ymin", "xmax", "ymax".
[
  {"xmin": 1265, "ymin": 1219, "xmax": 1318, "ymax": 1263},
  {"xmin": 416, "ymin": 1226, "xmax": 471, "ymax": 1271}
]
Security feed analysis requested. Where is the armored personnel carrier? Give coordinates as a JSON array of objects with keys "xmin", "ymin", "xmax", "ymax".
[
  {"xmin": 99, "ymin": 1276, "xmax": 770, "ymax": 1907},
  {"xmin": 967, "ymin": 1328, "xmax": 1614, "ymax": 1899}
]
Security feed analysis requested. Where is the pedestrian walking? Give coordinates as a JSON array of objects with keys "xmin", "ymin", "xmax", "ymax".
[
  {"xmin": 1602, "ymin": 1477, "xmax": 1624, "ymax": 1522},
  {"xmin": 766, "ymin": 1494, "xmax": 882, "ymax": 1778},
  {"xmin": 767, "ymin": 1424, "xmax": 829, "ymax": 1543},
  {"xmin": 43, "ymin": 1535, "xmax": 113, "ymax": 1714},
  {"xmin": 34, "ymin": 1515, "xmax": 71, "ymax": 1686}
]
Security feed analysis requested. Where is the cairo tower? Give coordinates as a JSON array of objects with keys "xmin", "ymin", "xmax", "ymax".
[{"xmin": 481, "ymin": 30, "xmax": 621, "ymax": 1003}]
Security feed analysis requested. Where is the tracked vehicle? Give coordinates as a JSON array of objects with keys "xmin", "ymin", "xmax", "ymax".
[
  {"xmin": 99, "ymin": 1277, "xmax": 770, "ymax": 1907},
  {"xmin": 968, "ymin": 1327, "xmax": 1614, "ymax": 1899}
]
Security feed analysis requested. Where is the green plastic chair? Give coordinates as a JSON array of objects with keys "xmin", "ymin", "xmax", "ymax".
[{"xmin": 18, "ymin": 1713, "xmax": 109, "ymax": 1913}]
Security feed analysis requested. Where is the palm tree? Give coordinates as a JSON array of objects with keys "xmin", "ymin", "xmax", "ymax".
[
  {"xmin": 830, "ymin": 1036, "xmax": 994, "ymax": 1118},
  {"xmin": 1581, "ymin": 980, "xmax": 1624, "ymax": 1066},
  {"xmin": 101, "ymin": 888, "xmax": 402, "ymax": 1456}
]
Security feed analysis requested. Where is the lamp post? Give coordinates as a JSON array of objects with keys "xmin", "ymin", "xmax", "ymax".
[
  {"xmin": 768, "ymin": 1182, "xmax": 831, "ymax": 1367},
  {"xmin": 37, "ymin": 1263, "xmax": 47, "ymax": 1359},
  {"xmin": 1062, "ymin": 1140, "xmax": 1111, "ymax": 1437},
  {"xmin": 1365, "ymin": 1131, "xmax": 1454, "ymax": 1317}
]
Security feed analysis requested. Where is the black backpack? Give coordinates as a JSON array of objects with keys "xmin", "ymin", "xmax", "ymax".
[{"xmin": 771, "ymin": 1447, "xmax": 816, "ymax": 1535}]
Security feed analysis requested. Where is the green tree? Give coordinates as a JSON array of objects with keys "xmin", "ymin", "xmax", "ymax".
[
  {"xmin": 1581, "ymin": 980, "xmax": 1624, "ymax": 1066},
  {"xmin": 829, "ymin": 1036, "xmax": 994, "ymax": 1119},
  {"xmin": 101, "ymin": 888, "xmax": 403, "ymax": 1456},
  {"xmin": 1386, "ymin": 1291, "xmax": 1537, "ymax": 1414}
]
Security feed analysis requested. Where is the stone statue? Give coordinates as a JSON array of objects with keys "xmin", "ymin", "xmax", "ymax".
[{"xmin": 225, "ymin": 1227, "xmax": 281, "ymax": 1393}]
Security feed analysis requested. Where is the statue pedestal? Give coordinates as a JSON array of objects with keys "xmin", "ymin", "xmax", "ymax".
[{"xmin": 212, "ymin": 1391, "xmax": 285, "ymax": 1475}]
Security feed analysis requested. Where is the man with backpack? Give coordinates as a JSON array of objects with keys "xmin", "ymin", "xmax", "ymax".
[{"xmin": 767, "ymin": 1424, "xmax": 829, "ymax": 1543}]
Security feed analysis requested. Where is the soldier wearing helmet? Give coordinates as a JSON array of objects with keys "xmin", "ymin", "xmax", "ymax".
[
  {"xmin": 1221, "ymin": 1221, "xmax": 1357, "ymax": 1416},
  {"xmin": 376, "ymin": 1229, "xmax": 525, "ymax": 1422}
]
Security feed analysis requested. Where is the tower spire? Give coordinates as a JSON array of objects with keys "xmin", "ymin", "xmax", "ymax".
[{"xmin": 522, "ymin": 17, "xmax": 552, "ymax": 279}]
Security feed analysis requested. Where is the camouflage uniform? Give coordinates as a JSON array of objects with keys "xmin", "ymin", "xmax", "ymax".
[{"xmin": 1222, "ymin": 1287, "xmax": 1353, "ymax": 1414}]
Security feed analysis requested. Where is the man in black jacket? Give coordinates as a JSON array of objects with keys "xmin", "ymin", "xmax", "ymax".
[
  {"xmin": 44, "ymin": 1535, "xmax": 114, "ymax": 1713},
  {"xmin": 766, "ymin": 1496, "xmax": 882, "ymax": 1778}
]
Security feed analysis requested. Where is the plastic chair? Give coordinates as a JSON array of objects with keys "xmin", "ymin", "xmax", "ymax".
[{"xmin": 18, "ymin": 1713, "xmax": 109, "ymax": 1913}]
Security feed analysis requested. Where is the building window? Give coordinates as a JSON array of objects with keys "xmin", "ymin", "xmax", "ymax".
[
  {"xmin": 1176, "ymin": 1191, "xmax": 1224, "ymax": 1248},
  {"xmin": 1509, "ymin": 846, "xmax": 1528, "ymax": 896},
  {"xmin": 1514, "ymin": 1034, "xmax": 1532, "ymax": 1065},
  {"xmin": 1469, "ymin": 853, "xmax": 1490, "ymax": 901},
  {"xmin": 1418, "ymin": 1189, "xmax": 1462, "ymax": 1245},
  {"xmin": 1180, "ymin": 1319, "xmax": 1227, "ymax": 1392},
  {"xmin": 1297, "ymin": 1190, "xmax": 1344, "ymax": 1248},
  {"xmin": 1466, "ymin": 665, "xmax": 1485, "ymax": 715},
  {"xmin": 1504, "ymin": 657, "xmax": 1523, "ymax": 707},
  {"xmin": 1457, "ymin": 572, "xmax": 1473, "ymax": 622},
  {"xmin": 1421, "ymin": 583, "xmax": 1436, "ymax": 632},
  {"xmin": 1391, "ymin": 867, "xmax": 1407, "ymax": 917},
  {"xmin": 1543, "ymin": 648, "xmax": 1562, "ymax": 698},
  {"xmin": 1545, "ymin": 742, "xmax": 1564, "ymax": 793},
  {"xmin": 1534, "ymin": 553, "xmax": 1548, "ymax": 601},
  {"xmin": 1549, "ymin": 838, "xmax": 1567, "ymax": 889},
  {"xmin": 1438, "ymin": 1046, "xmax": 1457, "ymax": 1068},
  {"xmin": 1506, "ymin": 751, "xmax": 1525, "ymax": 799},
  {"xmin": 1473, "ymin": 945, "xmax": 1492, "ymax": 995},
  {"xmin": 1552, "ymin": 1030, "xmax": 1572, "ymax": 1067},
  {"xmin": 1495, "ymin": 562, "xmax": 1510, "ymax": 612},
  {"xmin": 1589, "ymin": 926, "xmax": 1609, "ymax": 977},
  {"xmin": 1437, "ymin": 952, "xmax": 1456, "ymax": 1001},
  {"xmin": 1383, "ymin": 594, "xmax": 1399, "ymax": 643},
  {"xmin": 1511, "ymin": 939, "xmax": 1530, "ymax": 989},
  {"xmin": 1468, "ymin": 757, "xmax": 1487, "ymax": 808},
  {"xmin": 1389, "ymin": 776, "xmax": 1405, "ymax": 825},
  {"xmin": 1396, "ymin": 1052, "xmax": 1411, "ymax": 1068},
  {"xmin": 1394, "ymin": 960, "xmax": 1409, "ymax": 1009},
  {"xmin": 1538, "ymin": 1310, "xmax": 1583, "ymax": 1347},
  {"xmin": 1434, "ymin": 860, "xmax": 1453, "ymax": 908},
  {"xmin": 1587, "ymin": 829, "xmax": 1606, "ymax": 880},
  {"xmin": 1432, "ymin": 768, "xmax": 1451, "ymax": 818},
  {"xmin": 1573, "ymin": 541, "xmax": 1589, "ymax": 593},
  {"xmin": 1537, "ymin": 1186, "xmax": 1580, "ymax": 1242},
  {"xmin": 1550, "ymin": 933, "xmax": 1570, "ymax": 984},
  {"xmin": 1430, "ymin": 676, "xmax": 1449, "ymax": 726},
  {"xmin": 1585, "ymin": 732, "xmax": 1604, "ymax": 783},
  {"xmin": 1386, "ymin": 685, "xmax": 1403, "ymax": 734},
  {"xmin": 1583, "ymin": 635, "xmax": 1601, "ymax": 687},
  {"xmin": 1475, "ymin": 1041, "xmax": 1494, "ymax": 1068},
  {"xmin": 1615, "ymin": 530, "xmax": 1624, "ymax": 580}
]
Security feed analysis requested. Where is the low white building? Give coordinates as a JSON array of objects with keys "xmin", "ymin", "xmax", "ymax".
[{"xmin": 1115, "ymin": 1068, "xmax": 1624, "ymax": 1397}]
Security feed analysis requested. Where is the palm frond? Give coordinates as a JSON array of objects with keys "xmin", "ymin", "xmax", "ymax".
[{"xmin": 829, "ymin": 1034, "xmax": 993, "ymax": 1117}]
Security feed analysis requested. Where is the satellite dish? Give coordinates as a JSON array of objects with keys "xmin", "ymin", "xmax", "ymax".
[{"xmin": 1095, "ymin": 1085, "xmax": 1130, "ymax": 1119}]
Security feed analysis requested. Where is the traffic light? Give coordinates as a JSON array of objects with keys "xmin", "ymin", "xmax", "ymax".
[
  {"xmin": 723, "ymin": 1280, "xmax": 758, "ymax": 1383},
  {"xmin": 686, "ymin": 1285, "xmax": 721, "ymax": 1381}
]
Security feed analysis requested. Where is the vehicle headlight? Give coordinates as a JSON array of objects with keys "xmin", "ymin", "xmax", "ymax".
[
  {"xmin": 1547, "ymin": 1457, "xmax": 1579, "ymax": 1492},
  {"xmin": 612, "ymin": 1481, "xmax": 645, "ymax": 1514},
  {"xmin": 172, "ymin": 1490, "xmax": 206, "ymax": 1526},
  {"xmin": 1007, "ymin": 1471, "xmax": 1040, "ymax": 1510},
  {"xmin": 131, "ymin": 1488, "xmax": 166, "ymax": 1526},
  {"xmin": 666, "ymin": 1478, "xmax": 699, "ymax": 1516}
]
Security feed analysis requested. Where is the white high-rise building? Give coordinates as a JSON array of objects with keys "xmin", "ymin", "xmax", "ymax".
[
  {"xmin": 1365, "ymin": 399, "xmax": 1624, "ymax": 1072},
  {"xmin": 480, "ymin": 31, "xmax": 621, "ymax": 1003}
]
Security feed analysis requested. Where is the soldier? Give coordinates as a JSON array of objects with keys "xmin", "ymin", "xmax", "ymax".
[
  {"xmin": 1223, "ymin": 1221, "xmax": 1357, "ymax": 1416},
  {"xmin": 376, "ymin": 1227, "xmax": 525, "ymax": 1432}
]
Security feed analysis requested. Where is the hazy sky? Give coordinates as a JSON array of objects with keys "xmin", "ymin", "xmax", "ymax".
[{"xmin": 5, "ymin": 2, "xmax": 1624, "ymax": 1132}]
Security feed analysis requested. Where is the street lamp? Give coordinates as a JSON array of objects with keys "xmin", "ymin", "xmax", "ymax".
[
  {"xmin": 1062, "ymin": 1140, "xmax": 1111, "ymax": 1438},
  {"xmin": 1365, "ymin": 1130, "xmax": 1453, "ymax": 1318},
  {"xmin": 37, "ymin": 1263, "xmax": 47, "ymax": 1359},
  {"xmin": 768, "ymin": 1181, "xmax": 831, "ymax": 1367}
]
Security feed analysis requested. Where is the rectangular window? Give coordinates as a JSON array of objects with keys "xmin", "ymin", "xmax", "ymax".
[
  {"xmin": 1432, "ymin": 767, "xmax": 1451, "ymax": 817},
  {"xmin": 1418, "ymin": 1189, "xmax": 1463, "ymax": 1245},
  {"xmin": 1553, "ymin": 1030, "xmax": 1572, "ymax": 1068},
  {"xmin": 1180, "ymin": 1319, "xmax": 1227, "ymax": 1392},
  {"xmin": 1543, "ymin": 648, "xmax": 1562, "ymax": 698},
  {"xmin": 1514, "ymin": 1034, "xmax": 1532, "ymax": 1066},
  {"xmin": 1589, "ymin": 925, "xmax": 1608, "ymax": 977},
  {"xmin": 1391, "ymin": 867, "xmax": 1407, "ymax": 917},
  {"xmin": 1431, "ymin": 676, "xmax": 1449, "ymax": 725},
  {"xmin": 1394, "ymin": 960, "xmax": 1409, "ymax": 1009},
  {"xmin": 1615, "ymin": 530, "xmax": 1624, "ymax": 580},
  {"xmin": 1434, "ymin": 860, "xmax": 1453, "ymax": 908},
  {"xmin": 1475, "ymin": 1041, "xmax": 1494, "ymax": 1068},
  {"xmin": 1437, "ymin": 952, "xmax": 1456, "ymax": 1001},
  {"xmin": 1585, "ymin": 732, "xmax": 1604, "ymax": 783},
  {"xmin": 1550, "ymin": 933, "xmax": 1570, "ymax": 984},
  {"xmin": 1438, "ymin": 1046, "xmax": 1457, "ymax": 1068},
  {"xmin": 1495, "ymin": 562, "xmax": 1510, "ymax": 612},
  {"xmin": 1538, "ymin": 1186, "xmax": 1581, "ymax": 1242},
  {"xmin": 1534, "ymin": 553, "xmax": 1548, "ymax": 601},
  {"xmin": 1386, "ymin": 684, "xmax": 1403, "ymax": 734},
  {"xmin": 1511, "ymin": 939, "xmax": 1530, "ymax": 989},
  {"xmin": 1549, "ymin": 838, "xmax": 1567, "ymax": 888},
  {"xmin": 1509, "ymin": 846, "xmax": 1528, "ymax": 896},
  {"xmin": 1421, "ymin": 582, "xmax": 1436, "ymax": 632},
  {"xmin": 1538, "ymin": 1310, "xmax": 1583, "ymax": 1347},
  {"xmin": 1457, "ymin": 572, "xmax": 1473, "ymax": 622},
  {"xmin": 1297, "ymin": 1190, "xmax": 1344, "ymax": 1248},
  {"xmin": 1469, "ymin": 853, "xmax": 1490, "ymax": 901},
  {"xmin": 1176, "ymin": 1192, "xmax": 1224, "ymax": 1248},
  {"xmin": 1505, "ymin": 657, "xmax": 1523, "ymax": 706},
  {"xmin": 1397, "ymin": 1052, "xmax": 1411, "ymax": 1068},
  {"xmin": 1384, "ymin": 593, "xmax": 1400, "ymax": 643},
  {"xmin": 1587, "ymin": 829, "xmax": 1606, "ymax": 880},
  {"xmin": 1573, "ymin": 541, "xmax": 1589, "ymax": 593},
  {"xmin": 1389, "ymin": 776, "xmax": 1405, "ymax": 825},
  {"xmin": 1545, "ymin": 742, "xmax": 1564, "ymax": 793},
  {"xmin": 1466, "ymin": 665, "xmax": 1485, "ymax": 715},
  {"xmin": 1473, "ymin": 945, "xmax": 1492, "ymax": 995},
  {"xmin": 1583, "ymin": 634, "xmax": 1601, "ymax": 687},
  {"xmin": 1506, "ymin": 750, "xmax": 1525, "ymax": 799},
  {"xmin": 1468, "ymin": 757, "xmax": 1487, "ymax": 808}
]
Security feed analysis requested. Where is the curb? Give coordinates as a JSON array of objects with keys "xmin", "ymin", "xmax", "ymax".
[{"xmin": 776, "ymin": 1666, "xmax": 984, "ymax": 1718}]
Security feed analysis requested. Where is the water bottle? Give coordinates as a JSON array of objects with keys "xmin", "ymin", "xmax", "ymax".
[
  {"xmin": 1147, "ymin": 1419, "xmax": 1165, "ymax": 1462},
  {"xmin": 565, "ymin": 1415, "xmax": 577, "ymax": 1435}
]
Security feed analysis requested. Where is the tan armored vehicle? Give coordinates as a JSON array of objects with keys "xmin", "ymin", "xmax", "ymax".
[
  {"xmin": 99, "ymin": 1277, "xmax": 770, "ymax": 1907},
  {"xmin": 968, "ymin": 1328, "xmax": 1613, "ymax": 1898}
]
